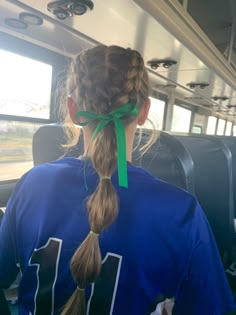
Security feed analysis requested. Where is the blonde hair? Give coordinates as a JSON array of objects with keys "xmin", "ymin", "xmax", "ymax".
[{"xmin": 61, "ymin": 45, "xmax": 150, "ymax": 315}]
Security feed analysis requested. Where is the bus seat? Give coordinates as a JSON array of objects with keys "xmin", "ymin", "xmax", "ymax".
[
  {"xmin": 217, "ymin": 136, "xmax": 236, "ymax": 219},
  {"xmin": 175, "ymin": 135, "xmax": 235, "ymax": 256},
  {"xmin": 133, "ymin": 130, "xmax": 195, "ymax": 194},
  {"xmin": 32, "ymin": 124, "xmax": 83, "ymax": 165},
  {"xmin": 33, "ymin": 126, "xmax": 195, "ymax": 194},
  {"xmin": 0, "ymin": 208, "xmax": 4, "ymax": 224}
]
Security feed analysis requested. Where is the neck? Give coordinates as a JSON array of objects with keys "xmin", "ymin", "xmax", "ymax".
[{"xmin": 82, "ymin": 123, "xmax": 136, "ymax": 162}]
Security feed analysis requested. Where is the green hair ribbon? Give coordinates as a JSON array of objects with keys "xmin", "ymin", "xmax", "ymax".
[{"xmin": 75, "ymin": 103, "xmax": 139, "ymax": 188}]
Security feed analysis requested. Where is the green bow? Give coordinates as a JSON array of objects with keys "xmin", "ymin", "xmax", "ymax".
[{"xmin": 75, "ymin": 103, "xmax": 139, "ymax": 188}]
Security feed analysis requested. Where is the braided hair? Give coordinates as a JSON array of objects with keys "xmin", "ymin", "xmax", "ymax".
[{"xmin": 61, "ymin": 45, "xmax": 149, "ymax": 315}]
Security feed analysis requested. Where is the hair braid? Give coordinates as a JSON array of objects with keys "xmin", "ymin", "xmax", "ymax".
[{"xmin": 62, "ymin": 45, "xmax": 149, "ymax": 315}]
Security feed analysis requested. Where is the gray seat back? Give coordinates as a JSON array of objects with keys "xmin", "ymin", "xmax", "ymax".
[
  {"xmin": 217, "ymin": 136, "xmax": 236, "ymax": 218},
  {"xmin": 175, "ymin": 135, "xmax": 234, "ymax": 255},
  {"xmin": 32, "ymin": 124, "xmax": 83, "ymax": 165},
  {"xmin": 133, "ymin": 130, "xmax": 195, "ymax": 193},
  {"xmin": 33, "ymin": 125, "xmax": 195, "ymax": 193}
]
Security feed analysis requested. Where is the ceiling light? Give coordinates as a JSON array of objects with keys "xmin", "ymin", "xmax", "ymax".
[
  {"xmin": 19, "ymin": 12, "xmax": 43, "ymax": 25},
  {"xmin": 147, "ymin": 59, "xmax": 177, "ymax": 70},
  {"xmin": 186, "ymin": 82, "xmax": 209, "ymax": 89},
  {"xmin": 4, "ymin": 18, "xmax": 28, "ymax": 29},
  {"xmin": 211, "ymin": 96, "xmax": 229, "ymax": 101}
]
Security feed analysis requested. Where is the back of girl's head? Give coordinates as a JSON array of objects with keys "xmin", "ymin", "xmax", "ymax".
[
  {"xmin": 61, "ymin": 45, "xmax": 149, "ymax": 315},
  {"xmin": 68, "ymin": 45, "xmax": 149, "ymax": 114}
]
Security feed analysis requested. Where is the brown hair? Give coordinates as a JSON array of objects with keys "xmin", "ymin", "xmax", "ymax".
[{"xmin": 61, "ymin": 45, "xmax": 149, "ymax": 315}]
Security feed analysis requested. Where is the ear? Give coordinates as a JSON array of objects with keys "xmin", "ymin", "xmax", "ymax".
[
  {"xmin": 67, "ymin": 96, "xmax": 77, "ymax": 123},
  {"xmin": 137, "ymin": 98, "xmax": 151, "ymax": 126}
]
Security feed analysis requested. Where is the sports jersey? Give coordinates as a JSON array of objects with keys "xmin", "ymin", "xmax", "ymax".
[{"xmin": 0, "ymin": 157, "xmax": 235, "ymax": 315}]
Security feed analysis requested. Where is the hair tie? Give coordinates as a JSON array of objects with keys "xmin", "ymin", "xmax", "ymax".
[
  {"xmin": 74, "ymin": 103, "xmax": 139, "ymax": 189},
  {"xmin": 90, "ymin": 230, "xmax": 99, "ymax": 237},
  {"xmin": 77, "ymin": 287, "xmax": 85, "ymax": 292}
]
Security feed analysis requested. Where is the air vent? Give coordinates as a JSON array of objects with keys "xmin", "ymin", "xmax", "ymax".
[{"xmin": 147, "ymin": 59, "xmax": 177, "ymax": 70}]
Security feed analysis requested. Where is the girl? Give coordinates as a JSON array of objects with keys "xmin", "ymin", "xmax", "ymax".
[{"xmin": 0, "ymin": 45, "xmax": 235, "ymax": 315}]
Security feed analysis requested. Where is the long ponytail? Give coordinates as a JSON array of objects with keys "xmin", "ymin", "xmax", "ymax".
[{"xmin": 62, "ymin": 45, "xmax": 149, "ymax": 315}]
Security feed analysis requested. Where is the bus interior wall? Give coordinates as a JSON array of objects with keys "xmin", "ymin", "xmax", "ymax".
[{"xmin": 1, "ymin": 0, "xmax": 236, "ymax": 312}]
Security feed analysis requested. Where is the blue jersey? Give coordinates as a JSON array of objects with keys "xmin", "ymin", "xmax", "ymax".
[{"xmin": 0, "ymin": 158, "xmax": 235, "ymax": 315}]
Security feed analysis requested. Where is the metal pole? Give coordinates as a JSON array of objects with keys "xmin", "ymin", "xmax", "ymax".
[
  {"xmin": 228, "ymin": 0, "xmax": 235, "ymax": 64},
  {"xmin": 164, "ymin": 92, "xmax": 175, "ymax": 131},
  {"xmin": 183, "ymin": 0, "xmax": 188, "ymax": 10}
]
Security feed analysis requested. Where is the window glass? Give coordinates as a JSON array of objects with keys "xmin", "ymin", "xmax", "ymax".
[
  {"xmin": 192, "ymin": 125, "xmax": 202, "ymax": 134},
  {"xmin": 171, "ymin": 105, "xmax": 191, "ymax": 133},
  {"xmin": 193, "ymin": 113, "xmax": 205, "ymax": 129},
  {"xmin": 143, "ymin": 97, "xmax": 165, "ymax": 130},
  {"xmin": 225, "ymin": 121, "xmax": 233, "ymax": 136},
  {"xmin": 0, "ymin": 49, "xmax": 52, "ymax": 119},
  {"xmin": 233, "ymin": 125, "xmax": 236, "ymax": 136},
  {"xmin": 206, "ymin": 116, "xmax": 217, "ymax": 135},
  {"xmin": 216, "ymin": 119, "xmax": 226, "ymax": 135},
  {"xmin": 0, "ymin": 121, "xmax": 42, "ymax": 181}
]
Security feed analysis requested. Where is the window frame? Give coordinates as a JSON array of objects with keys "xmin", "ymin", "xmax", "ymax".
[
  {"xmin": 0, "ymin": 32, "xmax": 70, "ymax": 183},
  {"xmin": 156, "ymin": 92, "xmax": 169, "ymax": 131},
  {"xmin": 0, "ymin": 31, "xmax": 70, "ymax": 124}
]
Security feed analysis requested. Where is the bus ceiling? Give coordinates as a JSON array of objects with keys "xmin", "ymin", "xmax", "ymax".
[{"xmin": 0, "ymin": 0, "xmax": 236, "ymax": 122}]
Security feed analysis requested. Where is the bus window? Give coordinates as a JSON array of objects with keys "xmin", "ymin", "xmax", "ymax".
[
  {"xmin": 0, "ymin": 49, "xmax": 52, "ymax": 181},
  {"xmin": 206, "ymin": 116, "xmax": 217, "ymax": 135},
  {"xmin": 0, "ymin": 121, "xmax": 42, "ymax": 181},
  {"xmin": 192, "ymin": 113, "xmax": 205, "ymax": 133},
  {"xmin": 216, "ymin": 119, "xmax": 226, "ymax": 136},
  {"xmin": 0, "ymin": 49, "xmax": 52, "ymax": 119},
  {"xmin": 192, "ymin": 125, "xmax": 202, "ymax": 134},
  {"xmin": 233, "ymin": 125, "xmax": 236, "ymax": 136},
  {"xmin": 143, "ymin": 97, "xmax": 165, "ymax": 130},
  {"xmin": 171, "ymin": 105, "xmax": 191, "ymax": 133},
  {"xmin": 225, "ymin": 121, "xmax": 233, "ymax": 136}
]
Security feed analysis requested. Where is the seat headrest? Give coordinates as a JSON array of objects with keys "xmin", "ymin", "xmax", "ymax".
[
  {"xmin": 133, "ymin": 131, "xmax": 195, "ymax": 193},
  {"xmin": 32, "ymin": 124, "xmax": 83, "ymax": 165},
  {"xmin": 33, "ymin": 125, "xmax": 194, "ymax": 193}
]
